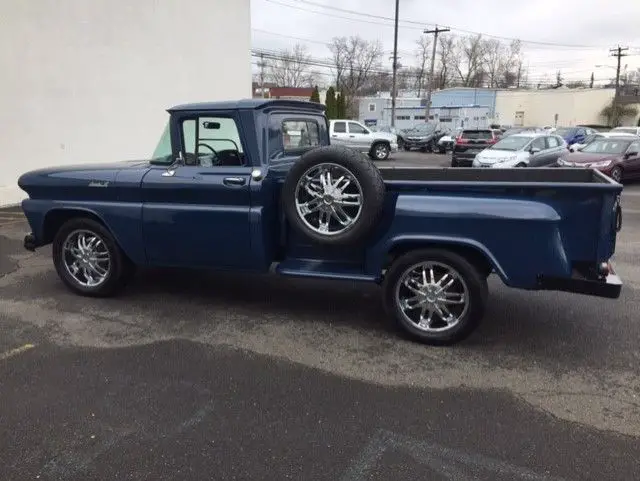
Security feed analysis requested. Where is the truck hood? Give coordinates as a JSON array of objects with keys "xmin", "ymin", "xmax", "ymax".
[
  {"xmin": 18, "ymin": 159, "xmax": 151, "ymax": 193},
  {"xmin": 374, "ymin": 132, "xmax": 398, "ymax": 142}
]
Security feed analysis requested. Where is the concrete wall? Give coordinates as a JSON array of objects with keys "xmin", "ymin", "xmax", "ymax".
[
  {"xmin": 494, "ymin": 88, "xmax": 616, "ymax": 128},
  {"xmin": 0, "ymin": 0, "xmax": 252, "ymax": 206}
]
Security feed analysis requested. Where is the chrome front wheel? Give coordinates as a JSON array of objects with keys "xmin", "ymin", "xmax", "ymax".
[
  {"xmin": 52, "ymin": 218, "xmax": 133, "ymax": 297},
  {"xmin": 62, "ymin": 229, "xmax": 111, "ymax": 288}
]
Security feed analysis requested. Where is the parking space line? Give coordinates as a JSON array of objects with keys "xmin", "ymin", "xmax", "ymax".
[{"xmin": 0, "ymin": 344, "xmax": 36, "ymax": 361}]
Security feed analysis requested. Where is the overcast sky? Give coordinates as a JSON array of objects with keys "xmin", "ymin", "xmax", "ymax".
[{"xmin": 251, "ymin": 0, "xmax": 640, "ymax": 87}]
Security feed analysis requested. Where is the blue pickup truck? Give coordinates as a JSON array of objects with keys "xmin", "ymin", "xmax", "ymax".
[{"xmin": 17, "ymin": 99, "xmax": 624, "ymax": 345}]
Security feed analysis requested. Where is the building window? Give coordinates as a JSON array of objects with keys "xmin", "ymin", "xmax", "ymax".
[
  {"xmin": 414, "ymin": 115, "xmax": 425, "ymax": 120},
  {"xmin": 368, "ymin": 103, "xmax": 376, "ymax": 112},
  {"xmin": 396, "ymin": 115, "xmax": 411, "ymax": 120}
]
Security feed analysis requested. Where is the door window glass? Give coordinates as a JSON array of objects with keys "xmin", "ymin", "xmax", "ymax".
[
  {"xmin": 546, "ymin": 136, "xmax": 560, "ymax": 148},
  {"xmin": 531, "ymin": 137, "xmax": 546, "ymax": 150},
  {"xmin": 348, "ymin": 122, "xmax": 369, "ymax": 134},
  {"xmin": 333, "ymin": 122, "xmax": 347, "ymax": 133},
  {"xmin": 181, "ymin": 116, "xmax": 245, "ymax": 167}
]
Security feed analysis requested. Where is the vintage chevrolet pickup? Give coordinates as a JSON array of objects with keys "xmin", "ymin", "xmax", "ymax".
[{"xmin": 18, "ymin": 99, "xmax": 624, "ymax": 345}]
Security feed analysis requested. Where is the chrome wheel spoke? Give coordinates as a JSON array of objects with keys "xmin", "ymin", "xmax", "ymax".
[
  {"xmin": 294, "ymin": 163, "xmax": 363, "ymax": 236},
  {"xmin": 331, "ymin": 205, "xmax": 354, "ymax": 227}
]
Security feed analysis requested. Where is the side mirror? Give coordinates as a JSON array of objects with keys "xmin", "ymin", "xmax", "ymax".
[
  {"xmin": 625, "ymin": 151, "xmax": 638, "ymax": 159},
  {"xmin": 530, "ymin": 147, "xmax": 541, "ymax": 154}
]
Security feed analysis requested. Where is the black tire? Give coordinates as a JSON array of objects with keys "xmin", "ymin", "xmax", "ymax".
[
  {"xmin": 610, "ymin": 166, "xmax": 623, "ymax": 183},
  {"xmin": 52, "ymin": 217, "xmax": 132, "ymax": 297},
  {"xmin": 451, "ymin": 157, "xmax": 459, "ymax": 167},
  {"xmin": 383, "ymin": 249, "xmax": 488, "ymax": 345},
  {"xmin": 438, "ymin": 146, "xmax": 447, "ymax": 154},
  {"xmin": 282, "ymin": 145, "xmax": 385, "ymax": 246},
  {"xmin": 370, "ymin": 142, "xmax": 390, "ymax": 161},
  {"xmin": 516, "ymin": 162, "xmax": 527, "ymax": 167}
]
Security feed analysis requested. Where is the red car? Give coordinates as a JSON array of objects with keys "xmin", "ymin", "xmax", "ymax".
[{"xmin": 556, "ymin": 136, "xmax": 640, "ymax": 183}]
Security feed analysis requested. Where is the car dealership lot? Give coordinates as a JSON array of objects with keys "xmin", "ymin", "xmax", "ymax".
[{"xmin": 1, "ymin": 172, "xmax": 640, "ymax": 479}]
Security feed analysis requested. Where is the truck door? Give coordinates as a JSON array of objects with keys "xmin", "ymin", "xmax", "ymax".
[
  {"xmin": 330, "ymin": 121, "xmax": 350, "ymax": 146},
  {"xmin": 141, "ymin": 113, "xmax": 254, "ymax": 268},
  {"xmin": 348, "ymin": 121, "xmax": 372, "ymax": 152}
]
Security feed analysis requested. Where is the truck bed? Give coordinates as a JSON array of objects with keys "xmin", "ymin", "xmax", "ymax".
[{"xmin": 378, "ymin": 166, "xmax": 614, "ymax": 184}]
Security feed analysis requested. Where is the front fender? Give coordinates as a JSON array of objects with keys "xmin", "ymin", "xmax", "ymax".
[{"xmin": 22, "ymin": 200, "xmax": 146, "ymax": 264}]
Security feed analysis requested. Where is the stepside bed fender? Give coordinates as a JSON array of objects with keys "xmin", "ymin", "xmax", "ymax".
[{"xmin": 372, "ymin": 234, "xmax": 510, "ymax": 283}]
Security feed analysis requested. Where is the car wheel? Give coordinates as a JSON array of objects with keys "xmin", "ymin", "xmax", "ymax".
[
  {"xmin": 371, "ymin": 142, "xmax": 390, "ymax": 160},
  {"xmin": 438, "ymin": 146, "xmax": 447, "ymax": 154},
  {"xmin": 383, "ymin": 249, "xmax": 488, "ymax": 345},
  {"xmin": 516, "ymin": 162, "xmax": 527, "ymax": 167},
  {"xmin": 282, "ymin": 145, "xmax": 385, "ymax": 246},
  {"xmin": 451, "ymin": 157, "xmax": 459, "ymax": 167},
  {"xmin": 52, "ymin": 217, "xmax": 132, "ymax": 297},
  {"xmin": 610, "ymin": 166, "xmax": 623, "ymax": 183}
]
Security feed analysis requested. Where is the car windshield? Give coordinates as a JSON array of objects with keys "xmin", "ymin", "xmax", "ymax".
[
  {"xmin": 580, "ymin": 139, "xmax": 632, "ymax": 154},
  {"xmin": 150, "ymin": 119, "xmax": 173, "ymax": 164},
  {"xmin": 489, "ymin": 136, "xmax": 531, "ymax": 151}
]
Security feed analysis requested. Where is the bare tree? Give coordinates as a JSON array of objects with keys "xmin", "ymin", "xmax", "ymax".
[
  {"xmin": 434, "ymin": 36, "xmax": 457, "ymax": 89},
  {"xmin": 328, "ymin": 36, "xmax": 384, "ymax": 96},
  {"xmin": 267, "ymin": 44, "xmax": 314, "ymax": 87},
  {"xmin": 483, "ymin": 39, "xmax": 503, "ymax": 88},
  {"xmin": 414, "ymin": 35, "xmax": 431, "ymax": 96},
  {"xmin": 452, "ymin": 34, "xmax": 487, "ymax": 87}
]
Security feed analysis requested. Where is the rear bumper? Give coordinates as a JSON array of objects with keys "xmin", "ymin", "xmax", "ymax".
[
  {"xmin": 537, "ymin": 265, "xmax": 622, "ymax": 299},
  {"xmin": 404, "ymin": 139, "xmax": 433, "ymax": 149}
]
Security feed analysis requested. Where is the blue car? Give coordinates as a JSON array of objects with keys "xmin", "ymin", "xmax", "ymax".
[{"xmin": 555, "ymin": 126, "xmax": 598, "ymax": 147}]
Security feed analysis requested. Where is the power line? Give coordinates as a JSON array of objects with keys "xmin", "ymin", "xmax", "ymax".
[{"xmin": 265, "ymin": 0, "xmax": 615, "ymax": 49}]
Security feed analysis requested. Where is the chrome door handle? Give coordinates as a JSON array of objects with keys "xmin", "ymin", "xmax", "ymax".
[{"xmin": 223, "ymin": 177, "xmax": 246, "ymax": 186}]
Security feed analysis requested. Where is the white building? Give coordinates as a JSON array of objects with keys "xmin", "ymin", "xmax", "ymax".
[
  {"xmin": 0, "ymin": 0, "xmax": 252, "ymax": 207},
  {"xmin": 494, "ymin": 88, "xmax": 618, "ymax": 127}
]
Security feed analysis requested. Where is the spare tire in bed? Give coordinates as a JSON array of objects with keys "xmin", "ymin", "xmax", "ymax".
[{"xmin": 281, "ymin": 145, "xmax": 385, "ymax": 245}]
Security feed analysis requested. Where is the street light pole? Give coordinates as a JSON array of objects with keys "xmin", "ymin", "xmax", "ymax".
[{"xmin": 390, "ymin": 0, "xmax": 400, "ymax": 127}]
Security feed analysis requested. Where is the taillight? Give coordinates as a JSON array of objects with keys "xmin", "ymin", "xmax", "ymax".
[{"xmin": 455, "ymin": 135, "xmax": 467, "ymax": 144}]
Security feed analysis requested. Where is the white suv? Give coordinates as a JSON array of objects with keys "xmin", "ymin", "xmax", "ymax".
[{"xmin": 329, "ymin": 120, "xmax": 398, "ymax": 160}]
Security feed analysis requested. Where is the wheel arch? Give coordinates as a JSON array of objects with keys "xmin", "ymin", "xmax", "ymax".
[
  {"xmin": 42, "ymin": 208, "xmax": 134, "ymax": 263},
  {"xmin": 382, "ymin": 236, "xmax": 508, "ymax": 283}
]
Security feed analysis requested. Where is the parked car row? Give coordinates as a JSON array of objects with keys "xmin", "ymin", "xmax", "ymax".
[{"xmin": 449, "ymin": 126, "xmax": 640, "ymax": 183}]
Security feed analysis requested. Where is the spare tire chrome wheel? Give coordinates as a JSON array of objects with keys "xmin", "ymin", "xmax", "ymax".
[
  {"xmin": 294, "ymin": 163, "xmax": 364, "ymax": 236},
  {"xmin": 282, "ymin": 145, "xmax": 385, "ymax": 245},
  {"xmin": 384, "ymin": 249, "xmax": 488, "ymax": 345}
]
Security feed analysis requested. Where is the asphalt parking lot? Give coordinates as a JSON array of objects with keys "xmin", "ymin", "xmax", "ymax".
[{"xmin": 1, "ymin": 154, "xmax": 640, "ymax": 480}]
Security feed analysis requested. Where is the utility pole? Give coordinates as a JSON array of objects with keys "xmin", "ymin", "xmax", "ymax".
[
  {"xmin": 258, "ymin": 53, "xmax": 266, "ymax": 98},
  {"xmin": 609, "ymin": 46, "xmax": 629, "ymax": 126},
  {"xmin": 423, "ymin": 25, "xmax": 449, "ymax": 122},
  {"xmin": 390, "ymin": 0, "xmax": 400, "ymax": 127}
]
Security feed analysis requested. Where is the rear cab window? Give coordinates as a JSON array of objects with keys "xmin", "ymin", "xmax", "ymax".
[
  {"xmin": 268, "ymin": 113, "xmax": 329, "ymax": 160},
  {"xmin": 333, "ymin": 122, "xmax": 347, "ymax": 133}
]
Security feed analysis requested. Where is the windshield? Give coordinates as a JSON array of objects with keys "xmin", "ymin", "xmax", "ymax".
[
  {"xmin": 580, "ymin": 139, "xmax": 631, "ymax": 154},
  {"xmin": 461, "ymin": 130, "xmax": 493, "ymax": 140},
  {"xmin": 151, "ymin": 120, "xmax": 173, "ymax": 164},
  {"xmin": 489, "ymin": 135, "xmax": 531, "ymax": 151}
]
